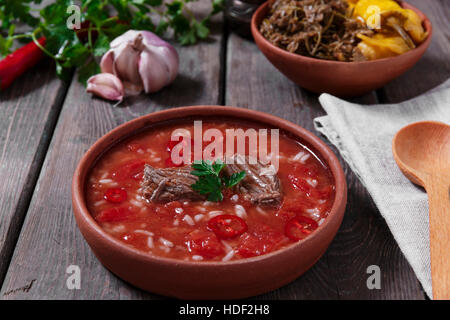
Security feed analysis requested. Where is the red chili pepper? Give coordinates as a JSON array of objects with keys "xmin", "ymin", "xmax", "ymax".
[
  {"xmin": 208, "ymin": 214, "xmax": 248, "ymax": 239},
  {"xmin": 0, "ymin": 37, "xmax": 46, "ymax": 90},
  {"xmin": 104, "ymin": 188, "xmax": 127, "ymax": 203},
  {"xmin": 285, "ymin": 215, "xmax": 319, "ymax": 241}
]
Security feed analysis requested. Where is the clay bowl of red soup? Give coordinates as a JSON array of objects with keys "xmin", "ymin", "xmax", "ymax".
[
  {"xmin": 72, "ymin": 106, "xmax": 347, "ymax": 299},
  {"xmin": 251, "ymin": 1, "xmax": 432, "ymax": 97}
]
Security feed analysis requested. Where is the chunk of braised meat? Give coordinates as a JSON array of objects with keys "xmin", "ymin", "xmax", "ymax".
[
  {"xmin": 141, "ymin": 165, "xmax": 206, "ymax": 203},
  {"xmin": 223, "ymin": 155, "xmax": 282, "ymax": 207}
]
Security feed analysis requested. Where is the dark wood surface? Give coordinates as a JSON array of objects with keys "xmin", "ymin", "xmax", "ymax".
[
  {"xmin": 0, "ymin": 0, "xmax": 448, "ymax": 300},
  {"xmin": 0, "ymin": 59, "xmax": 69, "ymax": 287}
]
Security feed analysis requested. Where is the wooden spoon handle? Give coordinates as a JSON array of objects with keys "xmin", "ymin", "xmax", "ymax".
[{"xmin": 426, "ymin": 175, "xmax": 450, "ymax": 299}]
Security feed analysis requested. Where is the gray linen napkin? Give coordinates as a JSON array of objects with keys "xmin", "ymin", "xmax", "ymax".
[{"xmin": 314, "ymin": 79, "xmax": 450, "ymax": 298}]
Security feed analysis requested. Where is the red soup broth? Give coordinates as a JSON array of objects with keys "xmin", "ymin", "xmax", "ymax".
[{"xmin": 86, "ymin": 120, "xmax": 335, "ymax": 262}]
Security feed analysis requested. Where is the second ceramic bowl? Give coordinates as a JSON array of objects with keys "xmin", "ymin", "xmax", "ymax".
[{"xmin": 251, "ymin": 1, "xmax": 432, "ymax": 97}]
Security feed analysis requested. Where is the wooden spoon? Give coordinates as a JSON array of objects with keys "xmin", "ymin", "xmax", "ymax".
[{"xmin": 393, "ymin": 121, "xmax": 450, "ymax": 299}]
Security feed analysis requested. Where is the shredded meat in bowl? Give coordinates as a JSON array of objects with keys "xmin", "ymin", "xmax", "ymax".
[{"xmin": 259, "ymin": 0, "xmax": 374, "ymax": 62}]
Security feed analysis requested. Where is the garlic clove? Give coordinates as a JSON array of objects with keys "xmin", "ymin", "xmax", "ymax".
[
  {"xmin": 110, "ymin": 30, "xmax": 141, "ymax": 49},
  {"xmin": 165, "ymin": 45, "xmax": 179, "ymax": 83},
  {"xmin": 140, "ymin": 30, "xmax": 171, "ymax": 48},
  {"xmin": 100, "ymin": 50, "xmax": 115, "ymax": 74},
  {"xmin": 112, "ymin": 42, "xmax": 143, "ymax": 94},
  {"xmin": 139, "ymin": 49, "xmax": 170, "ymax": 93},
  {"xmin": 140, "ymin": 31, "xmax": 179, "ymax": 83},
  {"xmin": 86, "ymin": 73, "xmax": 124, "ymax": 101}
]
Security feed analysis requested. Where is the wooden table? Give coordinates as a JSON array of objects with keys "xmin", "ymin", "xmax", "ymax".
[{"xmin": 0, "ymin": 0, "xmax": 448, "ymax": 300}]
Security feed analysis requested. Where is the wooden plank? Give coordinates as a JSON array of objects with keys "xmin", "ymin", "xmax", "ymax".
[
  {"xmin": 377, "ymin": 0, "xmax": 450, "ymax": 102},
  {"xmin": 0, "ymin": 59, "xmax": 69, "ymax": 286},
  {"xmin": 0, "ymin": 11, "xmax": 223, "ymax": 299},
  {"xmin": 225, "ymin": 32, "xmax": 425, "ymax": 299}
]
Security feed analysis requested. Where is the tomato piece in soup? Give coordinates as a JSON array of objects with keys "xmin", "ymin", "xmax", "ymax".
[
  {"xmin": 277, "ymin": 200, "xmax": 314, "ymax": 221},
  {"xmin": 96, "ymin": 207, "xmax": 134, "ymax": 223},
  {"xmin": 311, "ymin": 185, "xmax": 334, "ymax": 200},
  {"xmin": 186, "ymin": 230, "xmax": 224, "ymax": 259},
  {"xmin": 288, "ymin": 174, "xmax": 312, "ymax": 194},
  {"xmin": 104, "ymin": 188, "xmax": 127, "ymax": 203},
  {"xmin": 237, "ymin": 224, "xmax": 284, "ymax": 258},
  {"xmin": 296, "ymin": 164, "xmax": 319, "ymax": 178},
  {"xmin": 112, "ymin": 159, "xmax": 146, "ymax": 181}
]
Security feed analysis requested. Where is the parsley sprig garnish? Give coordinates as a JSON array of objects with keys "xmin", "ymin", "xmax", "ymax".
[
  {"xmin": 0, "ymin": 0, "xmax": 224, "ymax": 83},
  {"xmin": 191, "ymin": 160, "xmax": 246, "ymax": 202}
]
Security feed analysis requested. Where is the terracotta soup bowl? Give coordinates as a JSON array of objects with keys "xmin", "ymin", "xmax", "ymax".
[
  {"xmin": 72, "ymin": 106, "xmax": 347, "ymax": 299},
  {"xmin": 251, "ymin": 1, "xmax": 432, "ymax": 97}
]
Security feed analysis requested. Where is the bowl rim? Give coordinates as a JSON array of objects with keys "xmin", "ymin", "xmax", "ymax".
[
  {"xmin": 72, "ymin": 105, "xmax": 347, "ymax": 268},
  {"xmin": 251, "ymin": 0, "xmax": 433, "ymax": 66}
]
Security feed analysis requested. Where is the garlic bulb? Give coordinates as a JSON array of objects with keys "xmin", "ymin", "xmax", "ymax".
[
  {"xmin": 87, "ymin": 73, "xmax": 124, "ymax": 101},
  {"xmin": 100, "ymin": 30, "xmax": 179, "ymax": 96}
]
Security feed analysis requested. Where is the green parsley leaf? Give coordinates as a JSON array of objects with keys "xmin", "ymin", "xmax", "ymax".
[
  {"xmin": 0, "ymin": 25, "xmax": 15, "ymax": 56},
  {"xmin": 190, "ymin": 160, "xmax": 246, "ymax": 202},
  {"xmin": 93, "ymin": 33, "xmax": 110, "ymax": 56},
  {"xmin": 191, "ymin": 174, "xmax": 223, "ymax": 202},
  {"xmin": 77, "ymin": 58, "xmax": 100, "ymax": 85},
  {"xmin": 145, "ymin": 0, "xmax": 163, "ymax": 6},
  {"xmin": 56, "ymin": 60, "xmax": 73, "ymax": 81},
  {"xmin": 0, "ymin": 0, "xmax": 39, "ymax": 29},
  {"xmin": 194, "ymin": 20, "xmax": 209, "ymax": 39},
  {"xmin": 177, "ymin": 27, "xmax": 197, "ymax": 45},
  {"xmin": 155, "ymin": 20, "xmax": 169, "ymax": 35},
  {"xmin": 191, "ymin": 160, "xmax": 216, "ymax": 175},
  {"xmin": 224, "ymin": 171, "xmax": 246, "ymax": 188},
  {"xmin": 211, "ymin": 0, "xmax": 225, "ymax": 15},
  {"xmin": 212, "ymin": 159, "xmax": 225, "ymax": 174}
]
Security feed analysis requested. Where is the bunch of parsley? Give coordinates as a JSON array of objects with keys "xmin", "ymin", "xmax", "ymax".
[
  {"xmin": 0, "ymin": 0, "xmax": 224, "ymax": 83},
  {"xmin": 191, "ymin": 160, "xmax": 246, "ymax": 202}
]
